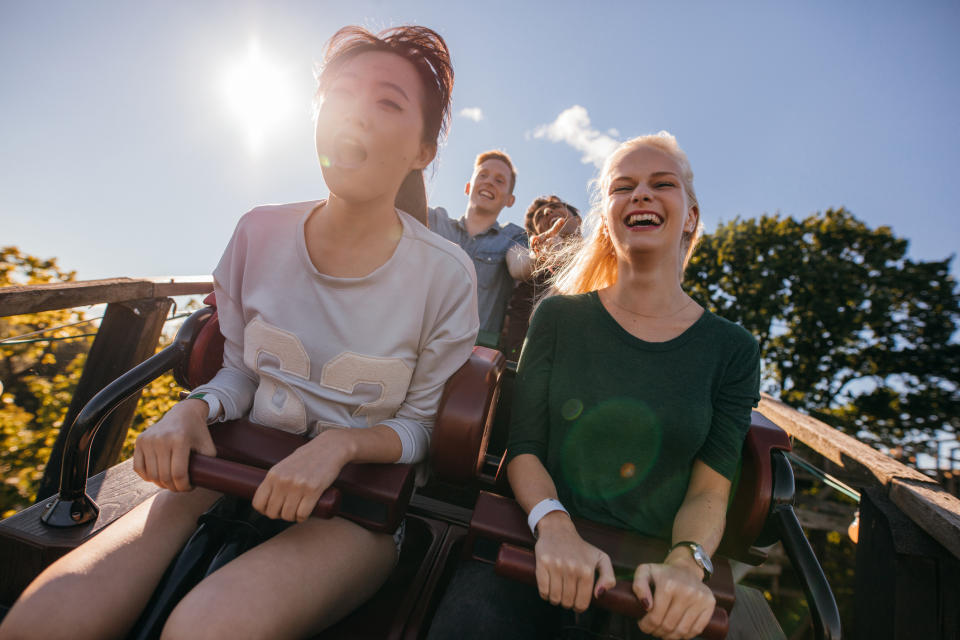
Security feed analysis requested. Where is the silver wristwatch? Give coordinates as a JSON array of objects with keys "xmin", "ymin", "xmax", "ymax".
[{"xmin": 668, "ymin": 541, "xmax": 713, "ymax": 581}]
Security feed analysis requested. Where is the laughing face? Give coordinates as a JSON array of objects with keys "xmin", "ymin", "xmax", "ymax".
[
  {"xmin": 602, "ymin": 144, "xmax": 698, "ymax": 262},
  {"xmin": 465, "ymin": 158, "xmax": 515, "ymax": 215},
  {"xmin": 532, "ymin": 200, "xmax": 579, "ymax": 237},
  {"xmin": 314, "ymin": 50, "xmax": 435, "ymax": 203}
]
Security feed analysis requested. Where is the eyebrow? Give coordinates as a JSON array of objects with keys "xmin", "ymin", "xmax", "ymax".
[
  {"xmin": 336, "ymin": 72, "xmax": 410, "ymax": 101},
  {"xmin": 610, "ymin": 171, "xmax": 680, "ymax": 182}
]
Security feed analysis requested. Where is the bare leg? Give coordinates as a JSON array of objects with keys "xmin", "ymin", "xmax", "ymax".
[
  {"xmin": 161, "ymin": 515, "xmax": 397, "ymax": 640},
  {"xmin": 0, "ymin": 488, "xmax": 220, "ymax": 640}
]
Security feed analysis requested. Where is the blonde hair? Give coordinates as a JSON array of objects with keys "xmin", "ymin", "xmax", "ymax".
[{"xmin": 550, "ymin": 132, "xmax": 703, "ymax": 295}]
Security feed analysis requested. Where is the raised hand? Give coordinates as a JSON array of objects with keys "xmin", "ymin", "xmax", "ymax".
[
  {"xmin": 133, "ymin": 398, "xmax": 217, "ymax": 492},
  {"xmin": 529, "ymin": 217, "xmax": 566, "ymax": 259}
]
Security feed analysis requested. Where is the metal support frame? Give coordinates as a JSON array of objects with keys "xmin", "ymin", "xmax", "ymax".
[
  {"xmin": 40, "ymin": 307, "xmax": 214, "ymax": 527},
  {"xmin": 770, "ymin": 450, "xmax": 843, "ymax": 640}
]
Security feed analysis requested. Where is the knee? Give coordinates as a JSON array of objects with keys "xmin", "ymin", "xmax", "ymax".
[{"xmin": 0, "ymin": 584, "xmax": 97, "ymax": 640}]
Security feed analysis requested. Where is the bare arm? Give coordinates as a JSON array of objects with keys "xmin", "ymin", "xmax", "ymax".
[
  {"xmin": 666, "ymin": 461, "xmax": 730, "ymax": 571},
  {"xmin": 507, "ymin": 453, "xmax": 615, "ymax": 613},
  {"xmin": 632, "ymin": 460, "xmax": 731, "ymax": 639},
  {"xmin": 506, "ymin": 243, "xmax": 535, "ymax": 281}
]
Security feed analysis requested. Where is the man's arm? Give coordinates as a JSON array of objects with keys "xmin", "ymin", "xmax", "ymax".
[{"xmin": 506, "ymin": 244, "xmax": 535, "ymax": 281}]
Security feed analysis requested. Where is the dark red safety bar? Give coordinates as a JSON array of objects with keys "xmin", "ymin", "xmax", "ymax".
[
  {"xmin": 188, "ymin": 454, "xmax": 341, "ymax": 518},
  {"xmin": 495, "ymin": 544, "xmax": 729, "ymax": 639},
  {"xmin": 184, "ymin": 419, "xmax": 415, "ymax": 533},
  {"xmin": 467, "ymin": 491, "xmax": 732, "ymax": 639}
]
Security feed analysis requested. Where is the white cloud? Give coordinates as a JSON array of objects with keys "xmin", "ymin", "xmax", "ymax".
[
  {"xmin": 531, "ymin": 105, "xmax": 620, "ymax": 167},
  {"xmin": 458, "ymin": 107, "xmax": 484, "ymax": 122}
]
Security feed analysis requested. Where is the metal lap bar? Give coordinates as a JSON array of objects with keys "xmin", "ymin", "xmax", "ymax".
[
  {"xmin": 41, "ymin": 307, "xmax": 215, "ymax": 527},
  {"xmin": 771, "ymin": 450, "xmax": 843, "ymax": 640}
]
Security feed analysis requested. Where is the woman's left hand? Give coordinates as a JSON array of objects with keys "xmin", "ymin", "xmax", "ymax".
[
  {"xmin": 251, "ymin": 429, "xmax": 353, "ymax": 522},
  {"xmin": 632, "ymin": 560, "xmax": 715, "ymax": 640}
]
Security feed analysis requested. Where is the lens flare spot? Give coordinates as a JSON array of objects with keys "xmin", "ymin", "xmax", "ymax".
[
  {"xmin": 561, "ymin": 398, "xmax": 661, "ymax": 500},
  {"xmin": 561, "ymin": 398, "xmax": 584, "ymax": 421},
  {"xmin": 318, "ymin": 154, "xmax": 332, "ymax": 167}
]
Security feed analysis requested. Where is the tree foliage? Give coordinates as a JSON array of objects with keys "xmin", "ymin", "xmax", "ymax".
[
  {"xmin": 1, "ymin": 247, "xmax": 90, "ymax": 517},
  {"xmin": 0, "ymin": 246, "xmax": 180, "ymax": 517},
  {"xmin": 687, "ymin": 208, "xmax": 960, "ymax": 453}
]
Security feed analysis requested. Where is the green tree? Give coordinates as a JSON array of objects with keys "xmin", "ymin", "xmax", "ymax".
[
  {"xmin": 1, "ymin": 247, "xmax": 182, "ymax": 517},
  {"xmin": 1, "ymin": 247, "xmax": 91, "ymax": 516},
  {"xmin": 687, "ymin": 208, "xmax": 959, "ymax": 455}
]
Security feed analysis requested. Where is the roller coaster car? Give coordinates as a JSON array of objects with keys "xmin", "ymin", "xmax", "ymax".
[{"xmin": 0, "ymin": 297, "xmax": 841, "ymax": 639}]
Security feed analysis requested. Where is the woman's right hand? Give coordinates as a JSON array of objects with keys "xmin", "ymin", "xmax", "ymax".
[
  {"xmin": 533, "ymin": 511, "xmax": 616, "ymax": 613},
  {"xmin": 133, "ymin": 399, "xmax": 217, "ymax": 492}
]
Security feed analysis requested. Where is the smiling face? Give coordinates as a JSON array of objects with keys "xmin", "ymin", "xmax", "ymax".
[
  {"xmin": 314, "ymin": 50, "xmax": 436, "ymax": 203},
  {"xmin": 532, "ymin": 200, "xmax": 579, "ymax": 236},
  {"xmin": 602, "ymin": 144, "xmax": 699, "ymax": 263},
  {"xmin": 465, "ymin": 158, "xmax": 516, "ymax": 215}
]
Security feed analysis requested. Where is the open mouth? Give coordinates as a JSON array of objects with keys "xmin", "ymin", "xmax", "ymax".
[
  {"xmin": 477, "ymin": 188, "xmax": 495, "ymax": 201},
  {"xmin": 332, "ymin": 133, "xmax": 368, "ymax": 168},
  {"xmin": 625, "ymin": 212, "xmax": 663, "ymax": 228}
]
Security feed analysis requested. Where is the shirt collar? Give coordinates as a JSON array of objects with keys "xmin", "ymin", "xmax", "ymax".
[{"xmin": 456, "ymin": 215, "xmax": 501, "ymax": 236}]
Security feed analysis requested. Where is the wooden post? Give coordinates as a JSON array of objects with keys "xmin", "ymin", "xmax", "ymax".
[
  {"xmin": 37, "ymin": 297, "xmax": 172, "ymax": 500},
  {"xmin": 854, "ymin": 488, "xmax": 960, "ymax": 639}
]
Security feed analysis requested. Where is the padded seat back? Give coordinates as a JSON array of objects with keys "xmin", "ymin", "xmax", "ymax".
[{"xmin": 718, "ymin": 412, "xmax": 792, "ymax": 563}]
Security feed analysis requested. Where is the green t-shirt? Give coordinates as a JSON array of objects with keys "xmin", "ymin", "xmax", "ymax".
[{"xmin": 506, "ymin": 291, "xmax": 760, "ymax": 540}]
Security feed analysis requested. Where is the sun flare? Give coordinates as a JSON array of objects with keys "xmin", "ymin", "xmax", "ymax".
[{"xmin": 222, "ymin": 39, "xmax": 297, "ymax": 154}]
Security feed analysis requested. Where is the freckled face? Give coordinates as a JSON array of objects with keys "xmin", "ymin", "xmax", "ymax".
[
  {"xmin": 602, "ymin": 145, "xmax": 697, "ymax": 259},
  {"xmin": 315, "ymin": 51, "xmax": 434, "ymax": 203}
]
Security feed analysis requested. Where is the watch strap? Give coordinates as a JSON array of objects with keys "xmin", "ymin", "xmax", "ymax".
[
  {"xmin": 527, "ymin": 498, "xmax": 568, "ymax": 538},
  {"xmin": 668, "ymin": 540, "xmax": 713, "ymax": 581}
]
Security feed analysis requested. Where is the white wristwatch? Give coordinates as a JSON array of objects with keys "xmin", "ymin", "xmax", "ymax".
[
  {"xmin": 527, "ymin": 498, "xmax": 569, "ymax": 538},
  {"xmin": 187, "ymin": 392, "xmax": 222, "ymax": 424}
]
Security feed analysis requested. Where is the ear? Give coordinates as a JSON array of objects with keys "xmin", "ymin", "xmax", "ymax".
[
  {"xmin": 412, "ymin": 142, "xmax": 437, "ymax": 171},
  {"xmin": 684, "ymin": 205, "xmax": 700, "ymax": 234},
  {"xmin": 464, "ymin": 180, "xmax": 472, "ymax": 196},
  {"xmin": 506, "ymin": 193, "xmax": 516, "ymax": 208}
]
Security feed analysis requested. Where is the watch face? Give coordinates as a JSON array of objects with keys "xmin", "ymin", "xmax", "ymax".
[{"xmin": 693, "ymin": 545, "xmax": 713, "ymax": 576}]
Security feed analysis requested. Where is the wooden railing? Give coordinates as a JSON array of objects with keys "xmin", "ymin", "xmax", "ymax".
[
  {"xmin": 758, "ymin": 396, "xmax": 960, "ymax": 637},
  {"xmin": 1, "ymin": 277, "xmax": 213, "ymax": 499},
  {"xmin": 758, "ymin": 395, "xmax": 960, "ymax": 560}
]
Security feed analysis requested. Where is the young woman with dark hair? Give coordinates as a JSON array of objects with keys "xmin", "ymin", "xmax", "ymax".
[{"xmin": 0, "ymin": 25, "xmax": 477, "ymax": 640}]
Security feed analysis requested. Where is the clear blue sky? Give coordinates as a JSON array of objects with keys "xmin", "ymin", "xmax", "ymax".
[{"xmin": 2, "ymin": 0, "xmax": 958, "ymax": 280}]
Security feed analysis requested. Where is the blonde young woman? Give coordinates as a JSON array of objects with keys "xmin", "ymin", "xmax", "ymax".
[
  {"xmin": 430, "ymin": 133, "xmax": 759, "ymax": 640},
  {"xmin": 506, "ymin": 133, "xmax": 761, "ymax": 640},
  {"xmin": 1, "ymin": 26, "xmax": 478, "ymax": 640}
]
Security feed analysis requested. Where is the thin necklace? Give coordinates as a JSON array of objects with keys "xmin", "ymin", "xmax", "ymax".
[{"xmin": 603, "ymin": 291, "xmax": 694, "ymax": 319}]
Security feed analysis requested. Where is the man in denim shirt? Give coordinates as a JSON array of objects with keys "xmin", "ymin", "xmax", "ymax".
[{"xmin": 428, "ymin": 150, "xmax": 534, "ymax": 347}]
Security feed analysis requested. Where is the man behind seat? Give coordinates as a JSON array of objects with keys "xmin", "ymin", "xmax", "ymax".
[{"xmin": 428, "ymin": 151, "xmax": 533, "ymax": 346}]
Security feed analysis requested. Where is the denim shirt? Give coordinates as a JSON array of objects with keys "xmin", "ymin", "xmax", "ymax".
[{"xmin": 428, "ymin": 207, "xmax": 528, "ymax": 339}]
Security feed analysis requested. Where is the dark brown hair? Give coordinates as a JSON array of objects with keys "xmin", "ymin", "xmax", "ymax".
[
  {"xmin": 316, "ymin": 25, "xmax": 454, "ymax": 145},
  {"xmin": 524, "ymin": 195, "xmax": 580, "ymax": 236},
  {"xmin": 474, "ymin": 150, "xmax": 517, "ymax": 193}
]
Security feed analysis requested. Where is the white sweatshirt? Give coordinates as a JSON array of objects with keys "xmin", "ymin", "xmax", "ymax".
[{"xmin": 192, "ymin": 201, "xmax": 479, "ymax": 467}]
